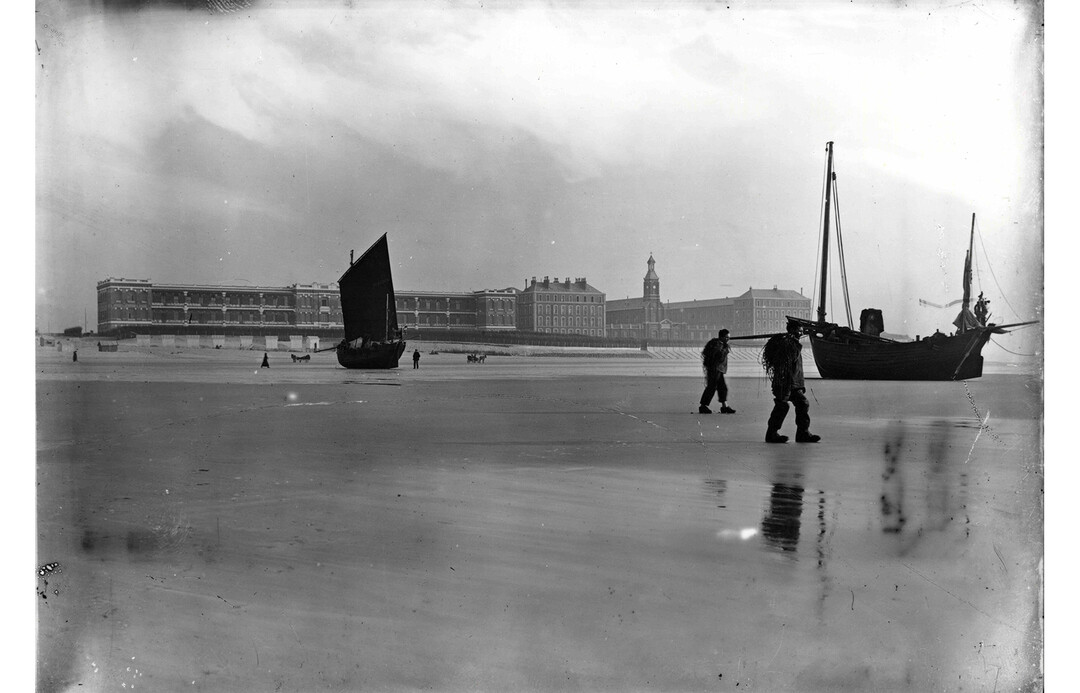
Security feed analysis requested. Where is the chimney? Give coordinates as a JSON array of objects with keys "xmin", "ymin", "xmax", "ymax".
[{"xmin": 544, "ymin": 276, "xmax": 550, "ymax": 288}]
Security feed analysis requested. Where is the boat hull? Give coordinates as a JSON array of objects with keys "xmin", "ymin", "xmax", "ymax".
[
  {"xmin": 808, "ymin": 329, "xmax": 991, "ymax": 381},
  {"xmin": 335, "ymin": 340, "xmax": 407, "ymax": 369}
]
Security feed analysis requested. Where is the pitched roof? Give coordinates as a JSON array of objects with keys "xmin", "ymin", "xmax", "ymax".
[
  {"xmin": 664, "ymin": 297, "xmax": 734, "ymax": 310},
  {"xmin": 737, "ymin": 288, "xmax": 811, "ymax": 300},
  {"xmin": 606, "ymin": 297, "xmax": 646, "ymax": 311},
  {"xmin": 523, "ymin": 281, "xmax": 604, "ymax": 294}
]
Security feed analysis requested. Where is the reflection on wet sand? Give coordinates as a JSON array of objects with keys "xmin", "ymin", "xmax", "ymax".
[
  {"xmin": 36, "ymin": 353, "xmax": 1042, "ymax": 691},
  {"xmin": 881, "ymin": 419, "xmax": 974, "ymax": 554},
  {"xmin": 762, "ymin": 481, "xmax": 805, "ymax": 553}
]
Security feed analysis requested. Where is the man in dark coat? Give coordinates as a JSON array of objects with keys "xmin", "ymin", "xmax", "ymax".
[
  {"xmin": 761, "ymin": 322, "xmax": 819, "ymax": 443},
  {"xmin": 699, "ymin": 329, "xmax": 735, "ymax": 415},
  {"xmin": 412, "ymin": 349, "xmax": 421, "ymax": 369}
]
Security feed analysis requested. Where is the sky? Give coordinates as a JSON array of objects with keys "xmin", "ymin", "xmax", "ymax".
[{"xmin": 34, "ymin": 0, "xmax": 1043, "ymax": 355}]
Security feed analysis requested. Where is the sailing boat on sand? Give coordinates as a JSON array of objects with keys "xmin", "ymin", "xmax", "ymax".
[
  {"xmin": 333, "ymin": 234, "xmax": 407, "ymax": 369},
  {"xmin": 786, "ymin": 141, "xmax": 1036, "ymax": 381}
]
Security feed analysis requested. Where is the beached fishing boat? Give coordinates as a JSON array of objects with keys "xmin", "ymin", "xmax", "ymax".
[
  {"xmin": 334, "ymin": 234, "xmax": 406, "ymax": 369},
  {"xmin": 789, "ymin": 141, "xmax": 1035, "ymax": 381}
]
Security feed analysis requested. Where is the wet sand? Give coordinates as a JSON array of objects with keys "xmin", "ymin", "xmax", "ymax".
[{"xmin": 36, "ymin": 349, "xmax": 1042, "ymax": 692}]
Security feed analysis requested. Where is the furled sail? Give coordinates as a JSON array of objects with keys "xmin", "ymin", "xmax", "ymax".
[
  {"xmin": 337, "ymin": 234, "xmax": 399, "ymax": 345},
  {"xmin": 953, "ymin": 307, "xmax": 981, "ymax": 332},
  {"xmin": 952, "ymin": 217, "xmax": 979, "ymax": 333}
]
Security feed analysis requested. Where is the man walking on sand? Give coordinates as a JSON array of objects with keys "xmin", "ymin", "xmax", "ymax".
[
  {"xmin": 761, "ymin": 322, "xmax": 820, "ymax": 444},
  {"xmin": 412, "ymin": 349, "xmax": 421, "ymax": 369},
  {"xmin": 699, "ymin": 329, "xmax": 735, "ymax": 415}
]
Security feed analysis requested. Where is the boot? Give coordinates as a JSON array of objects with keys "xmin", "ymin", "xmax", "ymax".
[
  {"xmin": 698, "ymin": 405, "xmax": 712, "ymax": 414},
  {"xmin": 720, "ymin": 406, "xmax": 736, "ymax": 414},
  {"xmin": 765, "ymin": 430, "xmax": 788, "ymax": 444},
  {"xmin": 796, "ymin": 431, "xmax": 821, "ymax": 443}
]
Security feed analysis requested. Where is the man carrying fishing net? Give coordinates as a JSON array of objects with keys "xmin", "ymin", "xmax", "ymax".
[
  {"xmin": 699, "ymin": 329, "xmax": 736, "ymax": 415},
  {"xmin": 761, "ymin": 321, "xmax": 821, "ymax": 444}
]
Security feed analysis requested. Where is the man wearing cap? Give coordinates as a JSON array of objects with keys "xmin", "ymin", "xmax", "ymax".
[{"xmin": 699, "ymin": 329, "xmax": 736, "ymax": 415}]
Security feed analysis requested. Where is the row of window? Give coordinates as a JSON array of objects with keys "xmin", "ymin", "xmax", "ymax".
[
  {"xmin": 398, "ymin": 299, "xmax": 472, "ymax": 312},
  {"xmin": 103, "ymin": 290, "xmax": 151, "ymax": 304},
  {"xmin": 145, "ymin": 295, "xmax": 297, "ymax": 308},
  {"xmin": 538, "ymin": 328, "xmax": 604, "ymax": 336},
  {"xmin": 297, "ymin": 295, "xmax": 333, "ymax": 308},
  {"xmin": 528, "ymin": 304, "xmax": 601, "ymax": 316},
  {"xmin": 525, "ymin": 293, "xmax": 601, "ymax": 303},
  {"xmin": 533, "ymin": 316, "xmax": 600, "ymax": 328},
  {"xmin": 754, "ymin": 300, "xmax": 809, "ymax": 308}
]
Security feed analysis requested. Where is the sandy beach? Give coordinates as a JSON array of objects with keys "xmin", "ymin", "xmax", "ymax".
[{"xmin": 36, "ymin": 347, "xmax": 1042, "ymax": 692}]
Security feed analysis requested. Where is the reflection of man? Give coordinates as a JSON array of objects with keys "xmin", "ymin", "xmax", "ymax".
[
  {"xmin": 761, "ymin": 482, "xmax": 804, "ymax": 553},
  {"xmin": 698, "ymin": 329, "xmax": 735, "ymax": 414},
  {"xmin": 761, "ymin": 322, "xmax": 819, "ymax": 444}
]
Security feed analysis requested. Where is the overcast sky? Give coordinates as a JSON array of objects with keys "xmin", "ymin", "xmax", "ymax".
[{"xmin": 35, "ymin": 0, "xmax": 1043, "ymax": 353}]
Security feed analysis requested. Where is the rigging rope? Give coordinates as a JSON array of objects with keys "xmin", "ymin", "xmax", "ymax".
[
  {"xmin": 831, "ymin": 176, "xmax": 854, "ymax": 328},
  {"xmin": 973, "ymin": 219, "xmax": 1025, "ymax": 323},
  {"xmin": 989, "ymin": 337, "xmax": 1039, "ymax": 358}
]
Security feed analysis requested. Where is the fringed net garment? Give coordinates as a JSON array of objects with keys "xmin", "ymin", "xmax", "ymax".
[{"xmin": 761, "ymin": 334, "xmax": 801, "ymax": 393}]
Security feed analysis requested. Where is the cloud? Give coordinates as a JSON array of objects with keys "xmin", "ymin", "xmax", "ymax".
[{"xmin": 35, "ymin": 0, "xmax": 1042, "ymax": 335}]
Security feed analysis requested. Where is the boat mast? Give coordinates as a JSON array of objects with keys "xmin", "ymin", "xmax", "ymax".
[
  {"xmin": 961, "ymin": 213, "xmax": 974, "ymax": 317},
  {"xmin": 817, "ymin": 141, "xmax": 834, "ymax": 323}
]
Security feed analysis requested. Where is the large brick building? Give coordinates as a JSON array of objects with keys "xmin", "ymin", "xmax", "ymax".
[
  {"xmin": 96, "ymin": 277, "xmax": 520, "ymax": 337},
  {"xmin": 516, "ymin": 276, "xmax": 606, "ymax": 336},
  {"xmin": 395, "ymin": 288, "xmax": 518, "ymax": 332},
  {"xmin": 96, "ymin": 278, "xmax": 341, "ymax": 335}
]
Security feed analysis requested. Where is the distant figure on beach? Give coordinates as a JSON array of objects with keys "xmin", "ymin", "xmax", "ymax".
[
  {"xmin": 761, "ymin": 322, "xmax": 819, "ymax": 444},
  {"xmin": 974, "ymin": 292, "xmax": 991, "ymax": 326},
  {"xmin": 699, "ymin": 329, "xmax": 735, "ymax": 415},
  {"xmin": 412, "ymin": 349, "xmax": 420, "ymax": 369},
  {"xmin": 261, "ymin": 352, "xmax": 270, "ymax": 368},
  {"xmin": 72, "ymin": 349, "xmax": 78, "ymax": 363}
]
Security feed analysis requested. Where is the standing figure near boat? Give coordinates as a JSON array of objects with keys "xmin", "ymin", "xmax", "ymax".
[
  {"xmin": 974, "ymin": 292, "xmax": 991, "ymax": 326},
  {"xmin": 699, "ymin": 329, "xmax": 735, "ymax": 415},
  {"xmin": 761, "ymin": 322, "xmax": 820, "ymax": 444}
]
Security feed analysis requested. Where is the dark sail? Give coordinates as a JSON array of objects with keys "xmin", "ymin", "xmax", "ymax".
[
  {"xmin": 338, "ymin": 234, "xmax": 399, "ymax": 345},
  {"xmin": 953, "ymin": 213, "xmax": 980, "ymax": 333}
]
